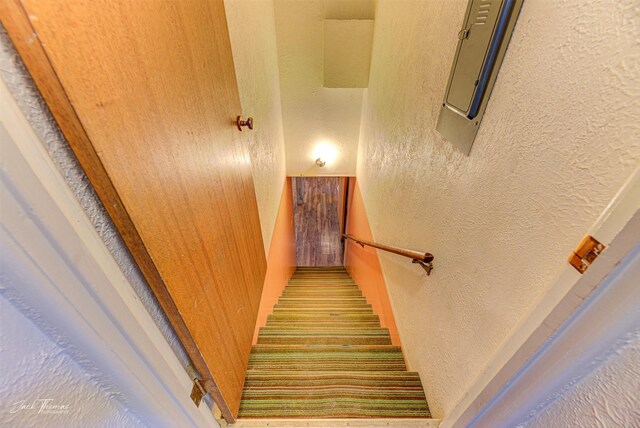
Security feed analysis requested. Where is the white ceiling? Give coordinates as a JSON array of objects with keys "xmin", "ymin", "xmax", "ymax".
[
  {"xmin": 273, "ymin": 0, "xmax": 375, "ymax": 176},
  {"xmin": 324, "ymin": 19, "xmax": 374, "ymax": 88}
]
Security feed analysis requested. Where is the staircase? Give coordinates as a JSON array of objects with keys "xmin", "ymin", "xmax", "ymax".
[{"xmin": 239, "ymin": 266, "xmax": 431, "ymax": 420}]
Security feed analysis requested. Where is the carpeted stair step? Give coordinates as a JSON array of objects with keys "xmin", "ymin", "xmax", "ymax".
[
  {"xmin": 282, "ymin": 289, "xmax": 363, "ymax": 296},
  {"xmin": 281, "ymin": 293, "xmax": 363, "ymax": 299},
  {"xmin": 265, "ymin": 322, "xmax": 383, "ymax": 330},
  {"xmin": 288, "ymin": 274, "xmax": 352, "ymax": 277},
  {"xmin": 244, "ymin": 371, "xmax": 425, "ymax": 387},
  {"xmin": 272, "ymin": 308, "xmax": 374, "ymax": 315},
  {"xmin": 248, "ymin": 360, "xmax": 407, "ymax": 371},
  {"xmin": 274, "ymin": 303, "xmax": 372, "ymax": 310},
  {"xmin": 283, "ymin": 283, "xmax": 360, "ymax": 288},
  {"xmin": 279, "ymin": 296, "xmax": 366, "ymax": 301},
  {"xmin": 248, "ymin": 345, "xmax": 407, "ymax": 371},
  {"xmin": 273, "ymin": 303, "xmax": 372, "ymax": 309},
  {"xmin": 273, "ymin": 306, "xmax": 372, "ymax": 311},
  {"xmin": 284, "ymin": 282, "xmax": 360, "ymax": 287},
  {"xmin": 257, "ymin": 335, "xmax": 392, "ymax": 346},
  {"xmin": 262, "ymin": 321, "xmax": 385, "ymax": 328},
  {"xmin": 284, "ymin": 286, "xmax": 359, "ymax": 291},
  {"xmin": 293, "ymin": 271, "xmax": 348, "ymax": 274},
  {"xmin": 281, "ymin": 293, "xmax": 364, "ymax": 299},
  {"xmin": 267, "ymin": 313, "xmax": 381, "ymax": 323},
  {"xmin": 262, "ymin": 325, "xmax": 385, "ymax": 332},
  {"xmin": 259, "ymin": 327, "xmax": 390, "ymax": 336},
  {"xmin": 265, "ymin": 321, "xmax": 381, "ymax": 326},
  {"xmin": 278, "ymin": 297, "xmax": 369, "ymax": 307},
  {"xmin": 286, "ymin": 282, "xmax": 357, "ymax": 287},
  {"xmin": 242, "ymin": 388, "xmax": 427, "ymax": 400},
  {"xmin": 240, "ymin": 372, "xmax": 429, "ymax": 418}
]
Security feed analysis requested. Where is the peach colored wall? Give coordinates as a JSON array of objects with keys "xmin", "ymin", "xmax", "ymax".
[
  {"xmin": 344, "ymin": 178, "xmax": 401, "ymax": 346},
  {"xmin": 252, "ymin": 178, "xmax": 297, "ymax": 344}
]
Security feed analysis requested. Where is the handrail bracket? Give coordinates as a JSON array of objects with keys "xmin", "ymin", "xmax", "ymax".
[{"xmin": 413, "ymin": 259, "xmax": 434, "ymax": 276}]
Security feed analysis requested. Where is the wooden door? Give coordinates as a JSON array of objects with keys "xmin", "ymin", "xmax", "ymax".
[
  {"xmin": 292, "ymin": 177, "xmax": 343, "ymax": 266},
  {"xmin": 1, "ymin": 0, "xmax": 266, "ymax": 421}
]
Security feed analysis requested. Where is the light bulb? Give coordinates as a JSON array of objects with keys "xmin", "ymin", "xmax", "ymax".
[{"xmin": 312, "ymin": 141, "xmax": 338, "ymax": 166}]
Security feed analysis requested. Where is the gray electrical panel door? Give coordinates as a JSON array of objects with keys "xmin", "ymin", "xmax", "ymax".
[
  {"xmin": 447, "ymin": 0, "xmax": 503, "ymax": 114},
  {"xmin": 436, "ymin": 0, "xmax": 523, "ymax": 155}
]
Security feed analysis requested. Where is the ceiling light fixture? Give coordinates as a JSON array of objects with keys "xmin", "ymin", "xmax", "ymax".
[{"xmin": 312, "ymin": 141, "xmax": 338, "ymax": 167}]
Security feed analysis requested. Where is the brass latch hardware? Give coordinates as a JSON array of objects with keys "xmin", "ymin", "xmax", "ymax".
[
  {"xmin": 568, "ymin": 235, "xmax": 605, "ymax": 274},
  {"xmin": 190, "ymin": 378, "xmax": 208, "ymax": 407}
]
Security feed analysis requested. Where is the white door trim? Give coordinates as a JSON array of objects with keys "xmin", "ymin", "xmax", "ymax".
[
  {"xmin": 0, "ymin": 76, "xmax": 218, "ymax": 427},
  {"xmin": 441, "ymin": 166, "xmax": 640, "ymax": 428}
]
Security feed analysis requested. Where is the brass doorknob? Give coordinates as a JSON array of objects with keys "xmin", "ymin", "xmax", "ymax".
[{"xmin": 236, "ymin": 116, "xmax": 254, "ymax": 131}]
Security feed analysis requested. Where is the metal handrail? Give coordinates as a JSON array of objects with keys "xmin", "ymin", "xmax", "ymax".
[{"xmin": 342, "ymin": 234, "xmax": 434, "ymax": 275}]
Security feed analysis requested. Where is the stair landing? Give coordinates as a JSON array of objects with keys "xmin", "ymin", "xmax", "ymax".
[{"xmin": 238, "ymin": 267, "xmax": 432, "ymax": 421}]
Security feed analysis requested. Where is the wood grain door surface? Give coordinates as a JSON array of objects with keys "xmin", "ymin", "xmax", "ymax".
[
  {"xmin": 2, "ymin": 0, "xmax": 266, "ymax": 420},
  {"xmin": 292, "ymin": 177, "xmax": 343, "ymax": 266}
]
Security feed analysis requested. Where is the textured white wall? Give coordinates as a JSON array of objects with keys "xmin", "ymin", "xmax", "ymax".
[
  {"xmin": 0, "ymin": 295, "xmax": 145, "ymax": 428},
  {"xmin": 357, "ymin": 0, "xmax": 640, "ymax": 418},
  {"xmin": 522, "ymin": 329, "xmax": 640, "ymax": 428},
  {"xmin": 225, "ymin": 0, "xmax": 287, "ymax": 253}
]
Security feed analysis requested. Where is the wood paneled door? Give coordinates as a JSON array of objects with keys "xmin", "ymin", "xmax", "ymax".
[
  {"xmin": 1, "ymin": 0, "xmax": 266, "ymax": 421},
  {"xmin": 292, "ymin": 177, "xmax": 343, "ymax": 266}
]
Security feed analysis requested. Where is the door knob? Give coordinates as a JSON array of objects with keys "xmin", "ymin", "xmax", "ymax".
[{"xmin": 236, "ymin": 116, "xmax": 253, "ymax": 131}]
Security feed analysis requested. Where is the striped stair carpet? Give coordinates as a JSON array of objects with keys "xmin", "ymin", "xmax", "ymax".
[{"xmin": 239, "ymin": 266, "xmax": 431, "ymax": 419}]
